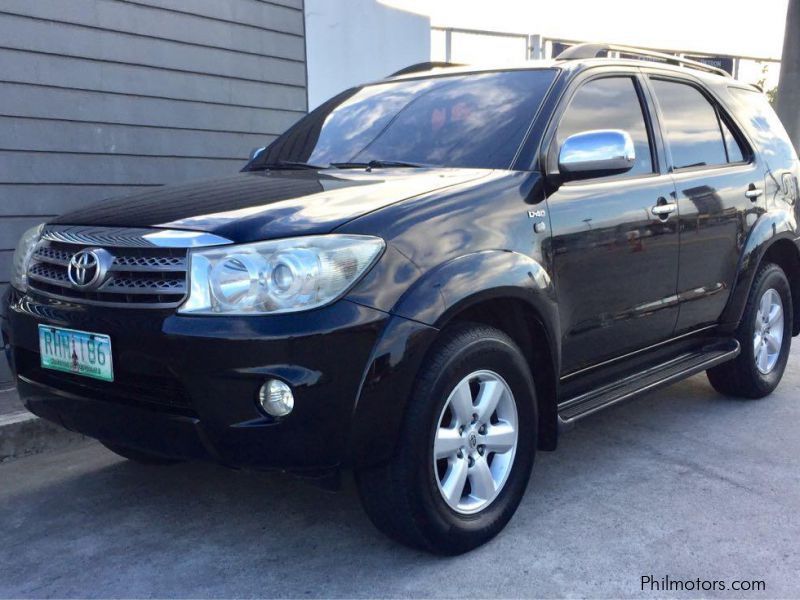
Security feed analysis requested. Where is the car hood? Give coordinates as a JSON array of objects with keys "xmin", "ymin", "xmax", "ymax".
[{"xmin": 51, "ymin": 168, "xmax": 490, "ymax": 243}]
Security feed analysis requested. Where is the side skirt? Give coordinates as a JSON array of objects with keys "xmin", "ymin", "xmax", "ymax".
[{"xmin": 557, "ymin": 338, "xmax": 740, "ymax": 428}]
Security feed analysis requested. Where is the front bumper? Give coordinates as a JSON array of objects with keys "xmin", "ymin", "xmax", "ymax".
[{"xmin": 2, "ymin": 289, "xmax": 389, "ymax": 470}]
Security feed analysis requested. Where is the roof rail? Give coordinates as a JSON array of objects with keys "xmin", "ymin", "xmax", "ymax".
[
  {"xmin": 555, "ymin": 43, "xmax": 731, "ymax": 78},
  {"xmin": 389, "ymin": 62, "xmax": 463, "ymax": 77}
]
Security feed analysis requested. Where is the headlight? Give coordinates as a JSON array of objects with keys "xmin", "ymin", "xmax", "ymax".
[
  {"xmin": 180, "ymin": 235, "xmax": 384, "ymax": 315},
  {"xmin": 11, "ymin": 223, "xmax": 44, "ymax": 292}
]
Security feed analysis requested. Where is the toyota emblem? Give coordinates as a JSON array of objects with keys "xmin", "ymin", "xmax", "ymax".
[{"xmin": 67, "ymin": 249, "xmax": 108, "ymax": 290}]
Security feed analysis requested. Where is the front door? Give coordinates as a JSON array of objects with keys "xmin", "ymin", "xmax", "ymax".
[{"xmin": 545, "ymin": 74, "xmax": 680, "ymax": 374}]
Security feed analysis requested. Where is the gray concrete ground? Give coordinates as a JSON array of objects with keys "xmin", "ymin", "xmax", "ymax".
[
  {"xmin": 1, "ymin": 347, "xmax": 800, "ymax": 599},
  {"xmin": 0, "ymin": 388, "xmax": 87, "ymax": 463},
  {"xmin": 0, "ymin": 387, "xmax": 23, "ymax": 415}
]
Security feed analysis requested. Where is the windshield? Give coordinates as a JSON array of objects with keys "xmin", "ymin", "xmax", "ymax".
[{"xmin": 250, "ymin": 69, "xmax": 557, "ymax": 171}]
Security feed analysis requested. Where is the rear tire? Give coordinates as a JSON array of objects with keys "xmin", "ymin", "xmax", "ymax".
[
  {"xmin": 707, "ymin": 262, "xmax": 792, "ymax": 398},
  {"xmin": 355, "ymin": 323, "xmax": 537, "ymax": 554},
  {"xmin": 101, "ymin": 441, "xmax": 183, "ymax": 465}
]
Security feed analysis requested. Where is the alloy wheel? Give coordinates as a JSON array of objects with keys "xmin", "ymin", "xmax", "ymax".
[
  {"xmin": 753, "ymin": 287, "xmax": 784, "ymax": 375},
  {"xmin": 433, "ymin": 370, "xmax": 518, "ymax": 514}
]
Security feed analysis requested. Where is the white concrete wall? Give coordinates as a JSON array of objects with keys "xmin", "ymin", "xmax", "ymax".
[{"xmin": 304, "ymin": 0, "xmax": 431, "ymax": 110}]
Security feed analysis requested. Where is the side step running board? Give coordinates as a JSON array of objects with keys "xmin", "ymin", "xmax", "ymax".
[{"xmin": 558, "ymin": 339, "xmax": 740, "ymax": 427}]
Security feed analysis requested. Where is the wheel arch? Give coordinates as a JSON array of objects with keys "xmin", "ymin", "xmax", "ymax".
[
  {"xmin": 349, "ymin": 251, "xmax": 562, "ymax": 469},
  {"xmin": 720, "ymin": 209, "xmax": 800, "ymax": 335},
  {"xmin": 761, "ymin": 239, "xmax": 800, "ymax": 335},
  {"xmin": 435, "ymin": 295, "xmax": 560, "ymax": 452}
]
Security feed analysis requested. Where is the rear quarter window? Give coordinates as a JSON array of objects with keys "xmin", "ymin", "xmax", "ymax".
[{"xmin": 727, "ymin": 87, "xmax": 798, "ymax": 165}]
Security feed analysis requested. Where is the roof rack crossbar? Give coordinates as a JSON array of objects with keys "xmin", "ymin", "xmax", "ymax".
[
  {"xmin": 555, "ymin": 43, "xmax": 731, "ymax": 78},
  {"xmin": 389, "ymin": 62, "xmax": 463, "ymax": 77}
]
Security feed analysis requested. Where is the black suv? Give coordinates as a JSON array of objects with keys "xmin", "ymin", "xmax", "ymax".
[{"xmin": 4, "ymin": 44, "xmax": 799, "ymax": 554}]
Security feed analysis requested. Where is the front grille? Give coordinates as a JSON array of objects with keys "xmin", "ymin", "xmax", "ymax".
[
  {"xmin": 27, "ymin": 239, "xmax": 190, "ymax": 308},
  {"xmin": 112, "ymin": 255, "xmax": 185, "ymax": 269},
  {"xmin": 29, "ymin": 262, "xmax": 69, "ymax": 284}
]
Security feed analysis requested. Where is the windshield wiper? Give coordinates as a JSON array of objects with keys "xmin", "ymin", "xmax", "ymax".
[
  {"xmin": 330, "ymin": 160, "xmax": 424, "ymax": 170},
  {"xmin": 255, "ymin": 160, "xmax": 328, "ymax": 170},
  {"xmin": 252, "ymin": 159, "xmax": 425, "ymax": 172}
]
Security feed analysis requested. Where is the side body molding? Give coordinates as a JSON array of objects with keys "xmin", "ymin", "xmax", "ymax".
[{"xmin": 349, "ymin": 250, "xmax": 560, "ymax": 468}]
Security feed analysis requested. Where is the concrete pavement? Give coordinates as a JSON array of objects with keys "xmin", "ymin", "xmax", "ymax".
[
  {"xmin": 0, "ymin": 388, "xmax": 87, "ymax": 463},
  {"xmin": 1, "ymin": 347, "xmax": 800, "ymax": 598},
  {"xmin": 0, "ymin": 387, "xmax": 23, "ymax": 415}
]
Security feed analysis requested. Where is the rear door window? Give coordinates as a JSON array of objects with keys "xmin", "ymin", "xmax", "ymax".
[
  {"xmin": 720, "ymin": 117, "xmax": 745, "ymax": 163},
  {"xmin": 650, "ymin": 79, "xmax": 728, "ymax": 170}
]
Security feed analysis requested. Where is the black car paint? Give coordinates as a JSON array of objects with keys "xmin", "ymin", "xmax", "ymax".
[
  {"xmin": 9, "ymin": 296, "xmax": 388, "ymax": 469},
  {"xmin": 49, "ymin": 169, "xmax": 489, "ymax": 242},
  {"xmin": 3, "ymin": 59, "xmax": 799, "ymax": 473}
]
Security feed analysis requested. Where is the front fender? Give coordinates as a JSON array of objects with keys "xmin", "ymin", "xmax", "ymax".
[
  {"xmin": 720, "ymin": 208, "xmax": 799, "ymax": 330},
  {"xmin": 393, "ymin": 250, "xmax": 558, "ymax": 332},
  {"xmin": 349, "ymin": 250, "xmax": 559, "ymax": 468}
]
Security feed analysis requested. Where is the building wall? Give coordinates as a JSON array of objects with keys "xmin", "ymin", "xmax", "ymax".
[
  {"xmin": 304, "ymin": 0, "xmax": 430, "ymax": 110},
  {"xmin": 0, "ymin": 0, "xmax": 309, "ymax": 291}
]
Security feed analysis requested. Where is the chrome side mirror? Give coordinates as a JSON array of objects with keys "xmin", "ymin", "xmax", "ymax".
[{"xmin": 558, "ymin": 130, "xmax": 635, "ymax": 180}]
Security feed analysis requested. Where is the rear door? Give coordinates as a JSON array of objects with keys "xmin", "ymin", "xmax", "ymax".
[
  {"xmin": 645, "ymin": 74, "xmax": 762, "ymax": 335},
  {"xmin": 544, "ymin": 71, "xmax": 680, "ymax": 374}
]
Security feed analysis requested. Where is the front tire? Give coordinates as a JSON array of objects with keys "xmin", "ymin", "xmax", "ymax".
[
  {"xmin": 356, "ymin": 323, "xmax": 537, "ymax": 554},
  {"xmin": 707, "ymin": 262, "xmax": 793, "ymax": 398}
]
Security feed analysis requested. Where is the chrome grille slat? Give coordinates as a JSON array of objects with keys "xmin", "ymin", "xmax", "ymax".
[
  {"xmin": 28, "ymin": 263, "xmax": 70, "ymax": 286},
  {"xmin": 101, "ymin": 277, "xmax": 186, "ymax": 295},
  {"xmin": 25, "ymin": 227, "xmax": 208, "ymax": 308},
  {"xmin": 111, "ymin": 255, "xmax": 187, "ymax": 272},
  {"xmin": 33, "ymin": 246, "xmax": 72, "ymax": 265},
  {"xmin": 33, "ymin": 247, "xmax": 188, "ymax": 272}
]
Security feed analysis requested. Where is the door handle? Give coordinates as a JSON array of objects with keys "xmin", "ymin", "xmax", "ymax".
[
  {"xmin": 651, "ymin": 202, "xmax": 677, "ymax": 216},
  {"xmin": 745, "ymin": 184, "xmax": 763, "ymax": 200}
]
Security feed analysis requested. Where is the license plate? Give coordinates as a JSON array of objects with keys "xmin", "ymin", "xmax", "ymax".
[{"xmin": 38, "ymin": 325, "xmax": 114, "ymax": 382}]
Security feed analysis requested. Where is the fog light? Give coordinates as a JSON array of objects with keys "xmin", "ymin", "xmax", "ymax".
[{"xmin": 258, "ymin": 379, "xmax": 294, "ymax": 417}]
